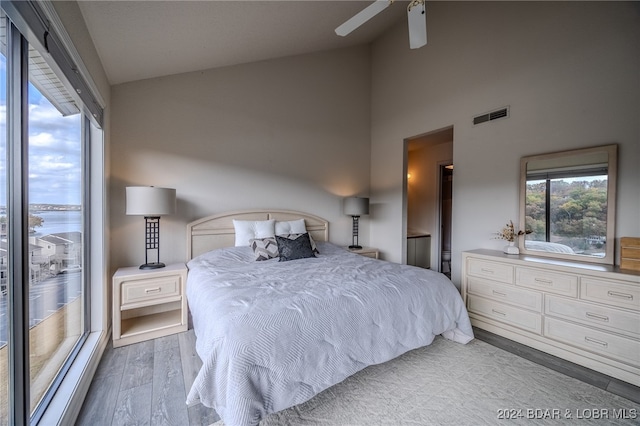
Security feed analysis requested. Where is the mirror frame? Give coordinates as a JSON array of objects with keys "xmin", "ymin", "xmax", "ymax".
[{"xmin": 518, "ymin": 144, "xmax": 617, "ymax": 265}]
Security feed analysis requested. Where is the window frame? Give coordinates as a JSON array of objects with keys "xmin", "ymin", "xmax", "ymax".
[
  {"xmin": 2, "ymin": 2, "xmax": 106, "ymax": 423},
  {"xmin": 6, "ymin": 17, "xmax": 31, "ymax": 426}
]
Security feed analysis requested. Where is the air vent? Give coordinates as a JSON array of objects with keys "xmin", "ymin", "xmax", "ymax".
[{"xmin": 473, "ymin": 107, "xmax": 509, "ymax": 125}]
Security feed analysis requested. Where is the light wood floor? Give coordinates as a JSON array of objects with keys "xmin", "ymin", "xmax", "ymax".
[{"xmin": 75, "ymin": 329, "xmax": 219, "ymax": 425}]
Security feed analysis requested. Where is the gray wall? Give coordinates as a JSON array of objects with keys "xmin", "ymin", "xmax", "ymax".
[
  {"xmin": 110, "ymin": 46, "xmax": 372, "ymax": 269},
  {"xmin": 104, "ymin": 2, "xmax": 639, "ymax": 285},
  {"xmin": 369, "ymin": 2, "xmax": 640, "ymax": 287}
]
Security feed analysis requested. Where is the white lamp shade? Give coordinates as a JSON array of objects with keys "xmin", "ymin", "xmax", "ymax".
[
  {"xmin": 344, "ymin": 197, "xmax": 369, "ymax": 216},
  {"xmin": 126, "ymin": 186, "xmax": 176, "ymax": 216}
]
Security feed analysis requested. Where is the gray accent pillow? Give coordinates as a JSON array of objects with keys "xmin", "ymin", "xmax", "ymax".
[
  {"xmin": 276, "ymin": 233, "xmax": 316, "ymax": 262},
  {"xmin": 278, "ymin": 233, "xmax": 320, "ymax": 254}
]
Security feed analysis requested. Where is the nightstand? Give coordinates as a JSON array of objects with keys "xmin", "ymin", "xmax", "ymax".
[
  {"xmin": 112, "ymin": 263, "xmax": 188, "ymax": 348},
  {"xmin": 347, "ymin": 247, "xmax": 379, "ymax": 259}
]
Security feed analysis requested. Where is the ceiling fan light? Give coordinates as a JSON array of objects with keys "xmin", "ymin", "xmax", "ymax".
[{"xmin": 407, "ymin": 2, "xmax": 427, "ymax": 49}]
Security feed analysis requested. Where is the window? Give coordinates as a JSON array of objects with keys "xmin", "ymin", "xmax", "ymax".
[
  {"xmin": 0, "ymin": 3, "xmax": 104, "ymax": 423},
  {"xmin": 27, "ymin": 46, "xmax": 85, "ymax": 416}
]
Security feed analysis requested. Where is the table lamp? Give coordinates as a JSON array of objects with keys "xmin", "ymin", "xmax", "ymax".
[
  {"xmin": 126, "ymin": 186, "xmax": 176, "ymax": 269},
  {"xmin": 344, "ymin": 197, "xmax": 369, "ymax": 249}
]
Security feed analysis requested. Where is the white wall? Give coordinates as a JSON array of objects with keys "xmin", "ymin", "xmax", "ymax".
[
  {"xmin": 110, "ymin": 46, "xmax": 372, "ymax": 270},
  {"xmin": 370, "ymin": 2, "xmax": 640, "ymax": 288}
]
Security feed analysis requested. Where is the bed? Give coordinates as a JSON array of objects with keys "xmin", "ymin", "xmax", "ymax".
[{"xmin": 184, "ymin": 209, "xmax": 474, "ymax": 426}]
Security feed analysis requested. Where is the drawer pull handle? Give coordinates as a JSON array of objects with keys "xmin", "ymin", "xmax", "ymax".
[
  {"xmin": 607, "ymin": 291, "xmax": 633, "ymax": 300},
  {"xmin": 584, "ymin": 336, "xmax": 608, "ymax": 348},
  {"xmin": 145, "ymin": 287, "xmax": 161, "ymax": 293},
  {"xmin": 585, "ymin": 312, "xmax": 609, "ymax": 322},
  {"xmin": 492, "ymin": 309, "xmax": 506, "ymax": 316},
  {"xmin": 492, "ymin": 290, "xmax": 507, "ymax": 297},
  {"xmin": 481, "ymin": 268, "xmax": 495, "ymax": 274},
  {"xmin": 534, "ymin": 278, "xmax": 553, "ymax": 285}
]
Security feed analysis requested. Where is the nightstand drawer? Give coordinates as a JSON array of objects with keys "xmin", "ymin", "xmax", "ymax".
[
  {"xmin": 358, "ymin": 251, "xmax": 378, "ymax": 259},
  {"xmin": 347, "ymin": 247, "xmax": 379, "ymax": 259},
  {"xmin": 545, "ymin": 317, "xmax": 640, "ymax": 366},
  {"xmin": 121, "ymin": 275, "xmax": 181, "ymax": 307},
  {"xmin": 466, "ymin": 258, "xmax": 514, "ymax": 284},
  {"xmin": 467, "ymin": 277, "xmax": 542, "ymax": 312},
  {"xmin": 516, "ymin": 267, "xmax": 578, "ymax": 297},
  {"xmin": 468, "ymin": 294, "xmax": 541, "ymax": 334}
]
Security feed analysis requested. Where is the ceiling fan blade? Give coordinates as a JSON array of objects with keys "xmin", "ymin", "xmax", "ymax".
[
  {"xmin": 407, "ymin": 1, "xmax": 427, "ymax": 49},
  {"xmin": 335, "ymin": 0, "xmax": 391, "ymax": 37}
]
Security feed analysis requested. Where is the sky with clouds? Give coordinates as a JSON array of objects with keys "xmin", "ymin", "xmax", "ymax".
[{"xmin": 0, "ymin": 55, "xmax": 82, "ymax": 207}]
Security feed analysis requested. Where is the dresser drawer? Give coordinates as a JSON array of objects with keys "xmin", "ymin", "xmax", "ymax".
[
  {"xmin": 516, "ymin": 267, "xmax": 578, "ymax": 297},
  {"xmin": 466, "ymin": 258, "xmax": 514, "ymax": 284},
  {"xmin": 468, "ymin": 295, "xmax": 541, "ymax": 334},
  {"xmin": 546, "ymin": 295, "xmax": 640, "ymax": 338},
  {"xmin": 545, "ymin": 317, "xmax": 640, "ymax": 367},
  {"xmin": 580, "ymin": 278, "xmax": 640, "ymax": 311},
  {"xmin": 468, "ymin": 277, "xmax": 542, "ymax": 312},
  {"xmin": 121, "ymin": 275, "xmax": 181, "ymax": 307}
]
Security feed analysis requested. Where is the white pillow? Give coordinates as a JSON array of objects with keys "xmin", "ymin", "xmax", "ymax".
[
  {"xmin": 275, "ymin": 219, "xmax": 307, "ymax": 235},
  {"xmin": 233, "ymin": 219, "xmax": 275, "ymax": 246}
]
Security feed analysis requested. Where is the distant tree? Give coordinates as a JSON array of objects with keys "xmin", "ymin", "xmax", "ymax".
[
  {"xmin": 0, "ymin": 214, "xmax": 44, "ymax": 232},
  {"xmin": 29, "ymin": 214, "xmax": 44, "ymax": 231}
]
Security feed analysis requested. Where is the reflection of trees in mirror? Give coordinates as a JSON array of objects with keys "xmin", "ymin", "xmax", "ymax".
[{"xmin": 525, "ymin": 176, "xmax": 608, "ymax": 256}]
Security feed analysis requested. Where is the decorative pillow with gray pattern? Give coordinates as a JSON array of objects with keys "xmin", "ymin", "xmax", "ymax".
[
  {"xmin": 250, "ymin": 233, "xmax": 320, "ymax": 261},
  {"xmin": 279, "ymin": 233, "xmax": 319, "ymax": 254},
  {"xmin": 276, "ymin": 233, "xmax": 316, "ymax": 262}
]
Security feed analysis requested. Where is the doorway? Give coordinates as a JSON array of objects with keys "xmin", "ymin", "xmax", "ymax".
[
  {"xmin": 440, "ymin": 164, "xmax": 453, "ymax": 278},
  {"xmin": 404, "ymin": 126, "xmax": 453, "ymax": 273}
]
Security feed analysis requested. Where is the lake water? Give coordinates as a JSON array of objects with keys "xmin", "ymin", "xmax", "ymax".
[{"xmin": 31, "ymin": 210, "xmax": 82, "ymax": 236}]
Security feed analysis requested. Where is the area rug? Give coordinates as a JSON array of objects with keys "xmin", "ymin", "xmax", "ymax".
[{"xmin": 212, "ymin": 337, "xmax": 639, "ymax": 425}]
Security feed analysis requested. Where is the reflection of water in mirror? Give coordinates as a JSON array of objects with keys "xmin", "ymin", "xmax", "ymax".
[{"xmin": 520, "ymin": 144, "xmax": 616, "ymax": 265}]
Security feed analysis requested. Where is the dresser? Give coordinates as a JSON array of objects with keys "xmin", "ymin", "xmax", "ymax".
[{"xmin": 462, "ymin": 249, "xmax": 640, "ymax": 386}]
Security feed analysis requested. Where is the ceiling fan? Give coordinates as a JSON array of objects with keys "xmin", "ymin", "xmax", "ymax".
[{"xmin": 335, "ymin": 0, "xmax": 427, "ymax": 49}]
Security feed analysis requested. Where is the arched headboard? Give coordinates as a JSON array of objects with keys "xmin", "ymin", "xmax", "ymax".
[{"xmin": 186, "ymin": 209, "xmax": 329, "ymax": 260}]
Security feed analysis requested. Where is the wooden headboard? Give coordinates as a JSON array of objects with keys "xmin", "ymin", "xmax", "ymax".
[{"xmin": 186, "ymin": 209, "xmax": 330, "ymax": 260}]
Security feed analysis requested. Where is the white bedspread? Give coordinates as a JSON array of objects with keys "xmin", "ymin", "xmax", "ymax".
[{"xmin": 185, "ymin": 242, "xmax": 473, "ymax": 426}]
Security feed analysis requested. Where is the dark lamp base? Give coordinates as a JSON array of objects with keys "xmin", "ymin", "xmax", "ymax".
[
  {"xmin": 349, "ymin": 245, "xmax": 363, "ymax": 250},
  {"xmin": 139, "ymin": 262, "xmax": 166, "ymax": 270}
]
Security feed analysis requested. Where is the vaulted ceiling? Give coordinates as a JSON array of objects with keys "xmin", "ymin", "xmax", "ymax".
[{"xmin": 78, "ymin": 1, "xmax": 408, "ymax": 85}]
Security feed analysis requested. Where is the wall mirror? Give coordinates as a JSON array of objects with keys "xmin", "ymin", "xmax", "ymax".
[{"xmin": 519, "ymin": 144, "xmax": 617, "ymax": 265}]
